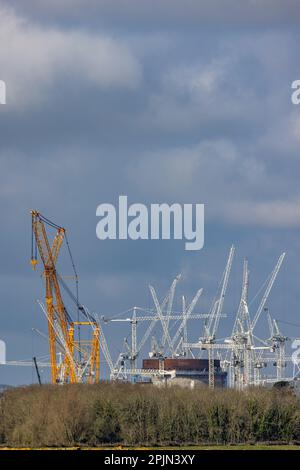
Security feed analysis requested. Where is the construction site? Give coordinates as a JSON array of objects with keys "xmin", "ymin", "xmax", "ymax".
[{"xmin": 1, "ymin": 210, "xmax": 299, "ymax": 392}]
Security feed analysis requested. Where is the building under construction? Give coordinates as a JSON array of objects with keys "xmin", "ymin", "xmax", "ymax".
[
  {"xmin": 3, "ymin": 210, "xmax": 297, "ymax": 391},
  {"xmin": 143, "ymin": 358, "xmax": 227, "ymax": 388}
]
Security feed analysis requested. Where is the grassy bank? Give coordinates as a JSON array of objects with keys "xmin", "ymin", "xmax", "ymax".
[{"xmin": 0, "ymin": 383, "xmax": 300, "ymax": 448}]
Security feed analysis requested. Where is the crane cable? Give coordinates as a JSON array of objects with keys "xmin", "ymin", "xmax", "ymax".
[{"xmin": 64, "ymin": 232, "xmax": 81, "ymax": 355}]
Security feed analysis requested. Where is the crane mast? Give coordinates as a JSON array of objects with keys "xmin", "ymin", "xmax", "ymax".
[{"xmin": 200, "ymin": 245, "xmax": 235, "ymax": 389}]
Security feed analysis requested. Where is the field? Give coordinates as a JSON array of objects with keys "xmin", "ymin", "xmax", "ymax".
[{"xmin": 1, "ymin": 383, "xmax": 300, "ymax": 448}]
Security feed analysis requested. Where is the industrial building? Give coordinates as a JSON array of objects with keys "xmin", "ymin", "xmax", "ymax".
[{"xmin": 143, "ymin": 358, "xmax": 227, "ymax": 388}]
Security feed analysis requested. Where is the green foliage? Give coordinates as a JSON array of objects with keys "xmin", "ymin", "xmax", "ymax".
[
  {"xmin": 0, "ymin": 383, "xmax": 299, "ymax": 447},
  {"xmin": 90, "ymin": 399, "xmax": 121, "ymax": 444}
]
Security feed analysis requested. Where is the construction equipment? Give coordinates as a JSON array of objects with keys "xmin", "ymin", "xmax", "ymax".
[
  {"xmin": 171, "ymin": 289, "xmax": 203, "ymax": 355},
  {"xmin": 30, "ymin": 210, "xmax": 100, "ymax": 384},
  {"xmin": 199, "ymin": 245, "xmax": 235, "ymax": 388},
  {"xmin": 266, "ymin": 309, "xmax": 289, "ymax": 381},
  {"xmin": 108, "ymin": 305, "xmax": 213, "ymax": 380},
  {"xmin": 183, "ymin": 250, "xmax": 288, "ymax": 390},
  {"xmin": 28, "ymin": 219, "xmax": 293, "ymax": 390}
]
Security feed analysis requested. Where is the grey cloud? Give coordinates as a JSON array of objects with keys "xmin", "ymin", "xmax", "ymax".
[
  {"xmin": 227, "ymin": 199, "xmax": 300, "ymax": 227},
  {"xmin": 126, "ymin": 134, "xmax": 300, "ymax": 228},
  {"xmin": 0, "ymin": 6, "xmax": 142, "ymax": 107},
  {"xmin": 4, "ymin": 1, "xmax": 300, "ymax": 29}
]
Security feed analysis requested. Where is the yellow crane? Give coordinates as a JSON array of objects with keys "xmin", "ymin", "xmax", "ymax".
[{"xmin": 30, "ymin": 210, "xmax": 100, "ymax": 384}]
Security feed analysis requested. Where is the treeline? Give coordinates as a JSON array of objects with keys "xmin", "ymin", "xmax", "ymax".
[{"xmin": 0, "ymin": 383, "xmax": 300, "ymax": 447}]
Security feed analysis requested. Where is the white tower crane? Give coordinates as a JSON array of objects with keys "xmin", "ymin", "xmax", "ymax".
[
  {"xmin": 250, "ymin": 253, "xmax": 285, "ymax": 332},
  {"xmin": 200, "ymin": 245, "xmax": 235, "ymax": 389},
  {"xmin": 171, "ymin": 288, "xmax": 203, "ymax": 356},
  {"xmin": 266, "ymin": 309, "xmax": 289, "ymax": 381},
  {"xmin": 161, "ymin": 274, "xmax": 181, "ymax": 348}
]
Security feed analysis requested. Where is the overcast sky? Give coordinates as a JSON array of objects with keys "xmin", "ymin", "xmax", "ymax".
[{"xmin": 1, "ymin": 1, "xmax": 300, "ymax": 385}]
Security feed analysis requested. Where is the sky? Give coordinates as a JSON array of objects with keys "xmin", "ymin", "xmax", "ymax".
[{"xmin": 0, "ymin": 1, "xmax": 300, "ymax": 385}]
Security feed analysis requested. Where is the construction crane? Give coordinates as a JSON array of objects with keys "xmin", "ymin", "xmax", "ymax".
[
  {"xmin": 250, "ymin": 253, "xmax": 286, "ymax": 332},
  {"xmin": 171, "ymin": 289, "xmax": 203, "ymax": 355},
  {"xmin": 224, "ymin": 253, "xmax": 286, "ymax": 389},
  {"xmin": 161, "ymin": 274, "xmax": 181, "ymax": 348},
  {"xmin": 30, "ymin": 210, "xmax": 100, "ymax": 384},
  {"xmin": 203, "ymin": 245, "xmax": 235, "ymax": 344},
  {"xmin": 226, "ymin": 259, "xmax": 251, "ymax": 389},
  {"xmin": 183, "ymin": 249, "xmax": 286, "ymax": 390},
  {"xmin": 247, "ymin": 252, "xmax": 286, "ymax": 386},
  {"xmin": 149, "ymin": 285, "xmax": 175, "ymax": 356},
  {"xmin": 200, "ymin": 245, "xmax": 235, "ymax": 389},
  {"xmin": 233, "ymin": 259, "xmax": 250, "ymax": 337},
  {"xmin": 108, "ymin": 303, "xmax": 213, "ymax": 379},
  {"xmin": 130, "ymin": 275, "xmax": 192, "ymax": 360},
  {"xmin": 266, "ymin": 309, "xmax": 289, "ymax": 381}
]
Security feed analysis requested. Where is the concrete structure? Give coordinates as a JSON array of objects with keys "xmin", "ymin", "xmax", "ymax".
[{"xmin": 142, "ymin": 358, "xmax": 227, "ymax": 388}]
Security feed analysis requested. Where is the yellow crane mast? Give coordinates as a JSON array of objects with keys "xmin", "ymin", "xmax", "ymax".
[{"xmin": 30, "ymin": 210, "xmax": 100, "ymax": 384}]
